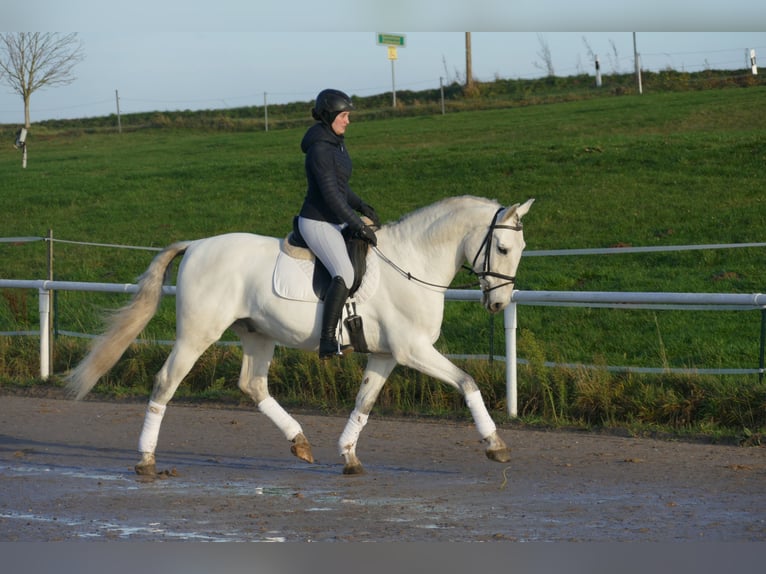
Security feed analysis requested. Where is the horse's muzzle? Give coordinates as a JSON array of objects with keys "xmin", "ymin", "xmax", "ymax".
[{"xmin": 482, "ymin": 293, "xmax": 507, "ymax": 314}]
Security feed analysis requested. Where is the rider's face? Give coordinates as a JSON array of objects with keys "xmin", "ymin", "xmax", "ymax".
[{"xmin": 331, "ymin": 111, "xmax": 351, "ymax": 135}]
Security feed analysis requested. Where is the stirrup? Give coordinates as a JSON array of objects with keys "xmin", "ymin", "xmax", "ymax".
[{"xmin": 319, "ymin": 339, "xmax": 353, "ymax": 359}]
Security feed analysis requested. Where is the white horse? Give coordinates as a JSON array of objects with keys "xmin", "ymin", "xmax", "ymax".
[{"xmin": 66, "ymin": 195, "xmax": 534, "ymax": 475}]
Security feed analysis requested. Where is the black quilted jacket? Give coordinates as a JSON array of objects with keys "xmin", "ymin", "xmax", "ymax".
[{"xmin": 298, "ymin": 122, "xmax": 365, "ymax": 232}]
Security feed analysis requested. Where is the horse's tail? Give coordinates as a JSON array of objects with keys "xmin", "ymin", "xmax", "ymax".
[{"xmin": 65, "ymin": 241, "xmax": 192, "ymax": 400}]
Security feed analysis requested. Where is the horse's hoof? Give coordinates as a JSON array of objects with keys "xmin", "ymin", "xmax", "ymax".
[
  {"xmin": 291, "ymin": 434, "xmax": 315, "ymax": 464},
  {"xmin": 486, "ymin": 447, "xmax": 512, "ymax": 463},
  {"xmin": 342, "ymin": 463, "xmax": 365, "ymax": 475},
  {"xmin": 135, "ymin": 462, "xmax": 157, "ymax": 476}
]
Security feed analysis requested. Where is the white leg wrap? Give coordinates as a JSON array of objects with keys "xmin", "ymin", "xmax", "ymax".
[
  {"xmin": 258, "ymin": 397, "xmax": 302, "ymax": 441},
  {"xmin": 338, "ymin": 409, "xmax": 369, "ymax": 456},
  {"xmin": 465, "ymin": 390, "xmax": 496, "ymax": 439},
  {"xmin": 138, "ymin": 400, "xmax": 166, "ymax": 454}
]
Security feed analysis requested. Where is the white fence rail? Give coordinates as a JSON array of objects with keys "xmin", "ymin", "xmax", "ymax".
[
  {"xmin": 1, "ymin": 279, "xmax": 765, "ymax": 418},
  {"xmin": 448, "ymin": 288, "xmax": 766, "ymax": 416}
]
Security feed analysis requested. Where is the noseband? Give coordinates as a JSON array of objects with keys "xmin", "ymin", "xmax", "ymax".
[{"xmin": 469, "ymin": 207, "xmax": 523, "ymax": 294}]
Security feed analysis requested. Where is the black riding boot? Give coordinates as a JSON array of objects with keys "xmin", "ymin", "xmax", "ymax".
[{"xmin": 319, "ymin": 276, "xmax": 353, "ymax": 359}]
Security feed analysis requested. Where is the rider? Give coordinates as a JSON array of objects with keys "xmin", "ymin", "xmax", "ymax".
[{"xmin": 296, "ymin": 88, "xmax": 380, "ymax": 359}]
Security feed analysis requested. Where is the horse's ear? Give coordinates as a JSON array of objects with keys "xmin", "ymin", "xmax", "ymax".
[
  {"xmin": 500, "ymin": 198, "xmax": 535, "ymax": 222},
  {"xmin": 516, "ymin": 198, "xmax": 535, "ymax": 219}
]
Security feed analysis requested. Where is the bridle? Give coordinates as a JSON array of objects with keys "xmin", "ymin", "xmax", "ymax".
[
  {"xmin": 469, "ymin": 207, "xmax": 523, "ymax": 294},
  {"xmin": 372, "ymin": 207, "xmax": 524, "ymax": 295}
]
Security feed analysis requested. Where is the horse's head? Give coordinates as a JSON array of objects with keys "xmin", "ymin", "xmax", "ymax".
[{"xmin": 468, "ymin": 198, "xmax": 534, "ymax": 313}]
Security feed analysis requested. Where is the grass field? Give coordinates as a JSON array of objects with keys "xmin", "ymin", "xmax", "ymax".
[{"xmin": 1, "ymin": 84, "xmax": 765, "ymax": 437}]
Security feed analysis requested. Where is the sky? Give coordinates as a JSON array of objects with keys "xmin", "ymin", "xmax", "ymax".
[{"xmin": 0, "ymin": 2, "xmax": 764, "ymax": 124}]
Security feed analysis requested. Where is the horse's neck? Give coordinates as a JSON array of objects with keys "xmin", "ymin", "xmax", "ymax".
[{"xmin": 384, "ymin": 199, "xmax": 493, "ymax": 285}]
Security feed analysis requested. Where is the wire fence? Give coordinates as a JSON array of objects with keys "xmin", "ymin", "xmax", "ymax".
[
  {"xmin": 2, "ymin": 274, "xmax": 765, "ymax": 418},
  {"xmin": 2, "ymin": 235, "xmax": 765, "ymax": 398},
  {"xmin": 2, "ymin": 55, "xmax": 763, "ymax": 132}
]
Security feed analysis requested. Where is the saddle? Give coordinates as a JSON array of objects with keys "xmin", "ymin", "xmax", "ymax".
[
  {"xmin": 278, "ymin": 217, "xmax": 376, "ymax": 354},
  {"xmin": 285, "ymin": 216, "xmax": 372, "ymax": 300}
]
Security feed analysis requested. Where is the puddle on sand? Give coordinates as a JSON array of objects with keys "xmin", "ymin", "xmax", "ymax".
[
  {"xmin": 1, "ymin": 460, "xmax": 465, "ymax": 540},
  {"xmin": 0, "ymin": 511, "xmax": 286, "ymax": 542}
]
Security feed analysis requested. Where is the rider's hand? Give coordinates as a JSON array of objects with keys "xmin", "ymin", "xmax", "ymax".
[
  {"xmin": 357, "ymin": 225, "xmax": 378, "ymax": 246},
  {"xmin": 359, "ymin": 204, "xmax": 381, "ymax": 227}
]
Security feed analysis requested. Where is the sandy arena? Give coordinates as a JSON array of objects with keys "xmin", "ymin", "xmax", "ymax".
[{"xmin": 0, "ymin": 394, "xmax": 764, "ymax": 542}]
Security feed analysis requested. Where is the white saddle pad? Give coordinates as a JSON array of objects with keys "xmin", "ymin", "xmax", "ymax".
[{"xmin": 273, "ymin": 246, "xmax": 380, "ymax": 304}]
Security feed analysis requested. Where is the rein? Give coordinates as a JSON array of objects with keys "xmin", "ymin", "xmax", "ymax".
[
  {"xmin": 373, "ymin": 207, "xmax": 523, "ymax": 293},
  {"xmin": 372, "ymin": 246, "xmax": 479, "ymax": 291}
]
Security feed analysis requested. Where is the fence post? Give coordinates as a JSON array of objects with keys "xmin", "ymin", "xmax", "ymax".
[
  {"xmin": 504, "ymin": 300, "xmax": 518, "ymax": 418},
  {"xmin": 47, "ymin": 228, "xmax": 54, "ymax": 371},
  {"xmin": 759, "ymin": 308, "xmax": 765, "ymax": 382},
  {"xmin": 38, "ymin": 287, "xmax": 51, "ymax": 380},
  {"xmin": 440, "ymin": 76, "xmax": 446, "ymax": 115}
]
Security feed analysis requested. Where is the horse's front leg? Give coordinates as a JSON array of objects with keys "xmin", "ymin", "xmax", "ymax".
[
  {"xmin": 465, "ymin": 388, "xmax": 511, "ymax": 462},
  {"xmin": 401, "ymin": 344, "xmax": 511, "ymax": 464},
  {"xmin": 339, "ymin": 355, "xmax": 397, "ymax": 475},
  {"xmin": 465, "ymin": 389, "xmax": 511, "ymax": 463}
]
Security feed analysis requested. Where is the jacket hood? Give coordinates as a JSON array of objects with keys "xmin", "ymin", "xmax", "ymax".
[{"xmin": 301, "ymin": 122, "xmax": 343, "ymax": 154}]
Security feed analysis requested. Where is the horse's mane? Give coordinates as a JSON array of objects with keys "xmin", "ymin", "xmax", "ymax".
[{"xmin": 383, "ymin": 195, "xmax": 499, "ymax": 243}]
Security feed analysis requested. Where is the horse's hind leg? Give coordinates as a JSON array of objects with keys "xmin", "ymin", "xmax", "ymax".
[
  {"xmin": 135, "ymin": 338, "xmax": 212, "ymax": 476},
  {"xmin": 339, "ymin": 354, "xmax": 397, "ymax": 475},
  {"xmin": 235, "ymin": 329, "xmax": 314, "ymax": 464}
]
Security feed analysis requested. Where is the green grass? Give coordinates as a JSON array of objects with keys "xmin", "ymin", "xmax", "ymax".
[{"xmin": 1, "ymin": 83, "xmax": 765, "ymax": 439}]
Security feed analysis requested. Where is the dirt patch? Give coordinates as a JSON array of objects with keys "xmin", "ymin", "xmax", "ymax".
[{"xmin": 0, "ymin": 394, "xmax": 764, "ymax": 541}]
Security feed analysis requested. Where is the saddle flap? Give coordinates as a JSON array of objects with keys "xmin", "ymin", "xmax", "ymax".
[{"xmin": 273, "ymin": 244, "xmax": 380, "ymax": 305}]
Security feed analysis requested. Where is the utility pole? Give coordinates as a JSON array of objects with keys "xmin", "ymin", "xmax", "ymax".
[
  {"xmin": 633, "ymin": 32, "xmax": 643, "ymax": 95},
  {"xmin": 264, "ymin": 92, "xmax": 269, "ymax": 132},
  {"xmin": 465, "ymin": 32, "xmax": 474, "ymax": 89},
  {"xmin": 115, "ymin": 90, "xmax": 122, "ymax": 133}
]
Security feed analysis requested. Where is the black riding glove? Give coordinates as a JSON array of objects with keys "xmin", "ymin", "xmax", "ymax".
[
  {"xmin": 359, "ymin": 203, "xmax": 381, "ymax": 227},
  {"xmin": 357, "ymin": 224, "xmax": 378, "ymax": 246}
]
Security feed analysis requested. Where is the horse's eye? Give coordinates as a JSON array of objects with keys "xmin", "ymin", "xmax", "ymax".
[{"xmin": 498, "ymin": 246, "xmax": 508, "ymax": 255}]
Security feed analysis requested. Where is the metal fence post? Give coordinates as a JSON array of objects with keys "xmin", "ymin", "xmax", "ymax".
[
  {"xmin": 38, "ymin": 287, "xmax": 51, "ymax": 380},
  {"xmin": 759, "ymin": 308, "xmax": 765, "ymax": 382},
  {"xmin": 504, "ymin": 299, "xmax": 518, "ymax": 418}
]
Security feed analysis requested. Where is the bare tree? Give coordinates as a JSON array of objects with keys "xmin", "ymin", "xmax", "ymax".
[
  {"xmin": 582, "ymin": 36, "xmax": 596, "ymax": 62},
  {"xmin": 0, "ymin": 33, "xmax": 84, "ymax": 128},
  {"xmin": 442, "ymin": 54, "xmax": 463, "ymax": 85},
  {"xmin": 608, "ymin": 38, "xmax": 621, "ymax": 74},
  {"xmin": 533, "ymin": 33, "xmax": 555, "ymax": 77},
  {"xmin": 441, "ymin": 55, "xmax": 452, "ymax": 84}
]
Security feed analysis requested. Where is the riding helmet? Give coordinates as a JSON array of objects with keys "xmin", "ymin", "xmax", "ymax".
[{"xmin": 312, "ymin": 89, "xmax": 355, "ymax": 125}]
